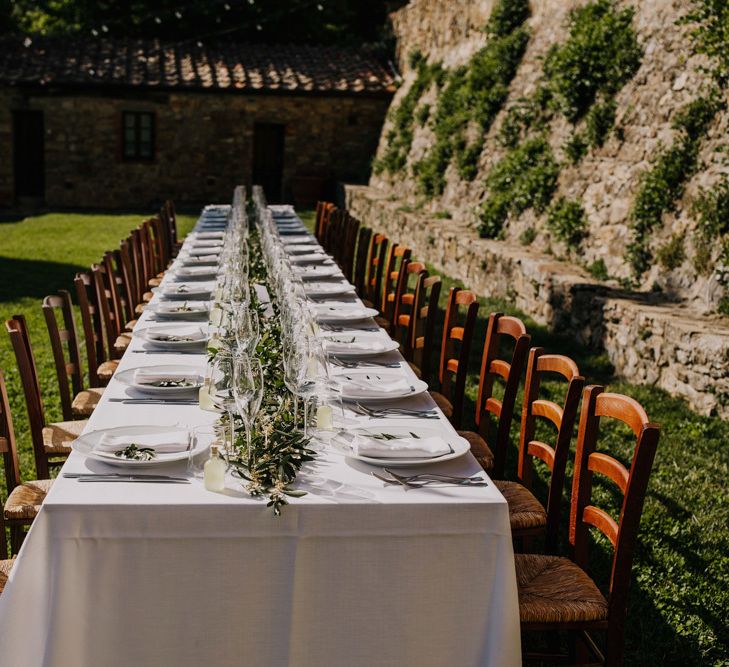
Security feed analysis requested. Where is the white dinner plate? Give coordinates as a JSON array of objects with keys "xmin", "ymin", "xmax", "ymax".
[
  {"xmin": 114, "ymin": 364, "xmax": 204, "ymax": 396},
  {"xmin": 179, "ymin": 256, "xmax": 219, "ymax": 266},
  {"xmin": 304, "ymin": 282, "xmax": 356, "ymax": 297},
  {"xmin": 149, "ymin": 301, "xmax": 210, "ymax": 319},
  {"xmin": 331, "ymin": 425, "xmax": 470, "ymax": 467},
  {"xmin": 290, "ymin": 255, "xmax": 334, "ymax": 265},
  {"xmin": 294, "ymin": 265, "xmax": 341, "ymax": 280},
  {"xmin": 286, "ymin": 244, "xmax": 326, "ymax": 255},
  {"xmin": 333, "ymin": 369, "xmax": 428, "ymax": 400},
  {"xmin": 173, "ymin": 267, "xmax": 219, "ymax": 280},
  {"xmin": 321, "ymin": 334, "xmax": 399, "ymax": 356},
  {"xmin": 134, "ymin": 326, "xmax": 209, "ymax": 350},
  {"xmin": 281, "ymin": 235, "xmax": 317, "ymax": 245},
  {"xmin": 311, "ymin": 305, "xmax": 379, "ymax": 322},
  {"xmin": 72, "ymin": 425, "xmax": 202, "ymax": 467}
]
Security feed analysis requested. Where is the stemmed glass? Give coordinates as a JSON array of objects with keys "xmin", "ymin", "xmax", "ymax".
[
  {"xmin": 233, "ymin": 354, "xmax": 264, "ymax": 473},
  {"xmin": 295, "ymin": 337, "xmax": 329, "ymax": 437},
  {"xmin": 206, "ymin": 350, "xmax": 238, "ymax": 462},
  {"xmin": 234, "ymin": 307, "xmax": 260, "ymax": 355}
]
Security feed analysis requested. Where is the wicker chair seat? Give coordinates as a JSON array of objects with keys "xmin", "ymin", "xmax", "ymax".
[
  {"xmin": 493, "ymin": 480, "xmax": 547, "ymax": 531},
  {"xmin": 125, "ymin": 318, "xmax": 139, "ymax": 331},
  {"xmin": 148, "ymin": 277, "xmax": 163, "ymax": 288},
  {"xmin": 97, "ymin": 360, "xmax": 119, "ymax": 383},
  {"xmin": 516, "ymin": 554, "xmax": 608, "ymax": 625},
  {"xmin": 456, "ymin": 430, "xmax": 494, "ymax": 472},
  {"xmin": 429, "ymin": 391, "xmax": 453, "ymax": 418},
  {"xmin": 42, "ymin": 419, "xmax": 88, "ymax": 454},
  {"xmin": 0, "ymin": 558, "xmax": 15, "ymax": 595},
  {"xmin": 134, "ymin": 302, "xmax": 146, "ymax": 316},
  {"xmin": 71, "ymin": 387, "xmax": 105, "ymax": 418},
  {"xmin": 142, "ymin": 290, "xmax": 155, "ymax": 302},
  {"xmin": 114, "ymin": 333, "xmax": 132, "ymax": 353},
  {"xmin": 4, "ymin": 479, "xmax": 54, "ymax": 520}
]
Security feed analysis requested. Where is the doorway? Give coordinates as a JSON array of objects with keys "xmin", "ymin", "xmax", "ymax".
[
  {"xmin": 252, "ymin": 122, "xmax": 285, "ymax": 203},
  {"xmin": 13, "ymin": 110, "xmax": 45, "ymax": 201}
]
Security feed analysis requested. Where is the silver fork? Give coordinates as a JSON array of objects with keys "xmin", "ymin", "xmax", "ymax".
[
  {"xmin": 354, "ymin": 402, "xmax": 438, "ymax": 417},
  {"xmin": 372, "ymin": 471, "xmax": 487, "ymax": 488},
  {"xmin": 330, "ymin": 357, "xmax": 401, "ymax": 369}
]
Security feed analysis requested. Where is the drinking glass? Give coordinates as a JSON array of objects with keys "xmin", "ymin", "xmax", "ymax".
[
  {"xmin": 206, "ymin": 350, "xmax": 238, "ymax": 461},
  {"xmin": 233, "ymin": 354, "xmax": 264, "ymax": 472}
]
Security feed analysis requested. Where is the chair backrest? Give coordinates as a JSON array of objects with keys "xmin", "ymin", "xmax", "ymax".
[
  {"xmin": 136, "ymin": 223, "xmax": 154, "ymax": 288},
  {"xmin": 103, "ymin": 251, "xmax": 132, "ymax": 327},
  {"xmin": 315, "ymin": 201, "xmax": 333, "ymax": 243},
  {"xmin": 0, "ymin": 370, "xmax": 22, "ymax": 495},
  {"xmin": 324, "ymin": 208, "xmax": 345, "ymax": 259},
  {"xmin": 143, "ymin": 218, "xmax": 163, "ymax": 277},
  {"xmin": 366, "ymin": 233, "xmax": 389, "ymax": 308},
  {"xmin": 411, "ymin": 274, "xmax": 441, "ymax": 384},
  {"xmin": 475, "ymin": 312, "xmax": 531, "ymax": 478},
  {"xmin": 158, "ymin": 205, "xmax": 173, "ymax": 264},
  {"xmin": 165, "ymin": 199, "xmax": 178, "ymax": 248},
  {"xmin": 518, "ymin": 347, "xmax": 584, "ymax": 552},
  {"xmin": 92, "ymin": 263, "xmax": 123, "ymax": 360},
  {"xmin": 393, "ymin": 260, "xmax": 426, "ymax": 356},
  {"xmin": 150, "ymin": 215, "xmax": 169, "ymax": 272},
  {"xmin": 119, "ymin": 238, "xmax": 141, "ymax": 307},
  {"xmin": 438, "ymin": 288, "xmax": 479, "ymax": 429},
  {"xmin": 43, "ymin": 291, "xmax": 86, "ymax": 421},
  {"xmin": 381, "ymin": 244, "xmax": 412, "ymax": 323},
  {"xmin": 569, "ymin": 386, "xmax": 660, "ymax": 661},
  {"xmin": 5, "ymin": 315, "xmax": 50, "ymax": 478},
  {"xmin": 353, "ymin": 227, "xmax": 373, "ymax": 295},
  {"xmin": 74, "ymin": 272, "xmax": 106, "ymax": 387},
  {"xmin": 342, "ymin": 214, "xmax": 361, "ymax": 281}
]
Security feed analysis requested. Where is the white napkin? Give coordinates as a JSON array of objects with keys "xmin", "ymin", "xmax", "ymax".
[
  {"xmin": 195, "ymin": 232, "xmax": 224, "ymax": 240},
  {"xmin": 352, "ymin": 435, "xmax": 450, "ymax": 459},
  {"xmin": 287, "ymin": 244, "xmax": 325, "ymax": 254},
  {"xmin": 324, "ymin": 338, "xmax": 390, "ymax": 354},
  {"xmin": 305, "ymin": 282, "xmax": 355, "ymax": 295},
  {"xmin": 191, "ymin": 240, "xmax": 223, "ymax": 248},
  {"xmin": 182, "ymin": 255, "xmax": 218, "ymax": 265},
  {"xmin": 188, "ymin": 247, "xmax": 222, "ymax": 256},
  {"xmin": 133, "ymin": 369, "xmax": 200, "ymax": 385},
  {"xmin": 338, "ymin": 375, "xmax": 411, "ymax": 398},
  {"xmin": 282, "ymin": 236, "xmax": 316, "ymax": 245},
  {"xmin": 148, "ymin": 327, "xmax": 207, "ymax": 342},
  {"xmin": 291, "ymin": 253, "xmax": 331, "ymax": 264},
  {"xmin": 161, "ymin": 284, "xmax": 212, "ymax": 297},
  {"xmin": 176, "ymin": 266, "xmax": 216, "ymax": 276},
  {"xmin": 313, "ymin": 305, "xmax": 371, "ymax": 320},
  {"xmin": 96, "ymin": 432, "xmax": 189, "ymax": 454},
  {"xmin": 155, "ymin": 302, "xmax": 208, "ymax": 313}
]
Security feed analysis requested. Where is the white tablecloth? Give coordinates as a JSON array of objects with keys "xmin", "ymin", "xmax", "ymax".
[{"xmin": 0, "ymin": 208, "xmax": 521, "ymax": 667}]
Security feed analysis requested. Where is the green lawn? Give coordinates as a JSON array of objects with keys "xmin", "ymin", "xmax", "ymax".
[
  {"xmin": 0, "ymin": 210, "xmax": 726, "ymax": 664},
  {"xmin": 300, "ymin": 210, "xmax": 729, "ymax": 665},
  {"xmin": 0, "ymin": 211, "xmax": 196, "ymax": 503}
]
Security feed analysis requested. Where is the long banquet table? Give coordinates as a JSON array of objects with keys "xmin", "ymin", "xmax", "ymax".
[{"xmin": 0, "ymin": 201, "xmax": 521, "ymax": 666}]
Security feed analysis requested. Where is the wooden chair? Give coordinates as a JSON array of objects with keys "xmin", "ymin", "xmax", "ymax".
[
  {"xmin": 353, "ymin": 227, "xmax": 373, "ymax": 295},
  {"xmin": 378, "ymin": 244, "xmax": 412, "ymax": 332},
  {"xmin": 362, "ymin": 233, "xmax": 388, "ymax": 310},
  {"xmin": 407, "ymin": 274, "xmax": 442, "ymax": 385},
  {"xmin": 496, "ymin": 348, "xmax": 584, "ymax": 550},
  {"xmin": 0, "ymin": 369, "xmax": 54, "ymax": 555},
  {"xmin": 341, "ymin": 213, "xmax": 361, "ymax": 281},
  {"xmin": 516, "ymin": 387, "xmax": 660, "ymax": 666},
  {"xmin": 74, "ymin": 272, "xmax": 118, "ymax": 385},
  {"xmin": 392, "ymin": 260, "xmax": 427, "ymax": 355},
  {"xmin": 428, "ymin": 288, "xmax": 479, "ymax": 429},
  {"xmin": 42, "ymin": 291, "xmax": 105, "ymax": 420},
  {"xmin": 163, "ymin": 199, "xmax": 181, "ymax": 254},
  {"xmin": 91, "ymin": 263, "xmax": 127, "ymax": 360},
  {"xmin": 119, "ymin": 238, "xmax": 145, "ymax": 320},
  {"xmin": 101, "ymin": 253, "xmax": 134, "ymax": 353},
  {"xmin": 5, "ymin": 316, "xmax": 87, "ymax": 480},
  {"xmin": 315, "ymin": 201, "xmax": 334, "ymax": 244},
  {"xmin": 457, "ymin": 312, "xmax": 531, "ymax": 478}
]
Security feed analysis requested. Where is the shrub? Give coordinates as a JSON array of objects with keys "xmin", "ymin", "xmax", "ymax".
[
  {"xmin": 519, "ymin": 227, "xmax": 537, "ymax": 245},
  {"xmin": 547, "ymin": 197, "xmax": 587, "ymax": 247},
  {"xmin": 655, "ymin": 233, "xmax": 686, "ymax": 269},
  {"xmin": 585, "ymin": 97, "xmax": 617, "ymax": 147},
  {"xmin": 543, "ymin": 0, "xmax": 642, "ymax": 123},
  {"xmin": 681, "ymin": 0, "xmax": 729, "ymax": 86},
  {"xmin": 564, "ymin": 132, "xmax": 588, "ymax": 164},
  {"xmin": 479, "ymin": 136, "xmax": 559, "ymax": 238},
  {"xmin": 587, "ymin": 258, "xmax": 609, "ymax": 280}
]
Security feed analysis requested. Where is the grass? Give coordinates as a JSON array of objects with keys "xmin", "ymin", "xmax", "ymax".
[
  {"xmin": 301, "ymin": 211, "xmax": 728, "ymax": 665},
  {"xmin": 0, "ymin": 211, "xmax": 196, "ymax": 504},
  {"xmin": 0, "ymin": 210, "xmax": 726, "ymax": 664}
]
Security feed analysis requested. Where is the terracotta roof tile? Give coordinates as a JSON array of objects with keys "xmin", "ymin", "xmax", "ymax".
[{"xmin": 0, "ymin": 36, "xmax": 396, "ymax": 95}]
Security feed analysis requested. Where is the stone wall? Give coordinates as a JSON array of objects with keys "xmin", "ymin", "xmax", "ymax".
[
  {"xmin": 0, "ymin": 85, "xmax": 390, "ymax": 211},
  {"xmin": 372, "ymin": 0, "xmax": 729, "ymax": 314},
  {"xmin": 346, "ymin": 185, "xmax": 729, "ymax": 418}
]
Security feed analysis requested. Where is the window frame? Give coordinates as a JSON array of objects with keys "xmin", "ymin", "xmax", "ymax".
[{"xmin": 121, "ymin": 110, "xmax": 156, "ymax": 162}]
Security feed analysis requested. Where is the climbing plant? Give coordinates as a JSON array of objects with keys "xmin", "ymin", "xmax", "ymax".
[
  {"xmin": 413, "ymin": 0, "xmax": 531, "ymax": 196},
  {"xmin": 626, "ymin": 93, "xmax": 723, "ymax": 276},
  {"xmin": 546, "ymin": 197, "xmax": 587, "ymax": 249}
]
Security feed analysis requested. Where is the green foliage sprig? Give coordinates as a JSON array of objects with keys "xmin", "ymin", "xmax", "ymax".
[
  {"xmin": 627, "ymin": 93, "xmax": 723, "ymax": 276},
  {"xmin": 479, "ymin": 136, "xmax": 559, "ymax": 238},
  {"xmin": 680, "ymin": 0, "xmax": 729, "ymax": 87},
  {"xmin": 546, "ymin": 197, "xmax": 587, "ymax": 248},
  {"xmin": 413, "ymin": 0, "xmax": 531, "ymax": 195},
  {"xmin": 227, "ymin": 211, "xmax": 317, "ymax": 516}
]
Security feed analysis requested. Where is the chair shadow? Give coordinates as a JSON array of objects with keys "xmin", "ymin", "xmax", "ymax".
[{"xmin": 0, "ymin": 256, "xmax": 88, "ymax": 303}]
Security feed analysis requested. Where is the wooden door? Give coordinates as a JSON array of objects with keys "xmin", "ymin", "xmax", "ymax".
[
  {"xmin": 13, "ymin": 110, "xmax": 45, "ymax": 200},
  {"xmin": 252, "ymin": 122, "xmax": 285, "ymax": 203}
]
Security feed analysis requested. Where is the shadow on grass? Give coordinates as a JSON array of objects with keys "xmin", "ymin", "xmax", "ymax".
[{"xmin": 0, "ymin": 256, "xmax": 87, "ymax": 303}]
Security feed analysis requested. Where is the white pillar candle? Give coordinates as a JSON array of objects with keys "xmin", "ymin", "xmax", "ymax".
[{"xmin": 316, "ymin": 405, "xmax": 333, "ymax": 431}]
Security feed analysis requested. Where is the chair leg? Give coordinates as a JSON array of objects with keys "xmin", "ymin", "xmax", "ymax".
[{"xmin": 9, "ymin": 525, "xmax": 25, "ymax": 555}]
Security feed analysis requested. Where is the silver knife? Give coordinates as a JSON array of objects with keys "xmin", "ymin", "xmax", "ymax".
[{"xmin": 65, "ymin": 473, "xmax": 190, "ymax": 483}]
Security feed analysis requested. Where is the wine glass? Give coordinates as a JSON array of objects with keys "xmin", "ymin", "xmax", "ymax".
[
  {"xmin": 233, "ymin": 354, "xmax": 264, "ymax": 472},
  {"xmin": 206, "ymin": 350, "xmax": 238, "ymax": 462},
  {"xmin": 295, "ymin": 337, "xmax": 329, "ymax": 437},
  {"xmin": 234, "ymin": 307, "xmax": 260, "ymax": 355}
]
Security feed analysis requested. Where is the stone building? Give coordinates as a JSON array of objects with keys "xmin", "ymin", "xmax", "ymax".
[{"xmin": 0, "ymin": 36, "xmax": 395, "ymax": 210}]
